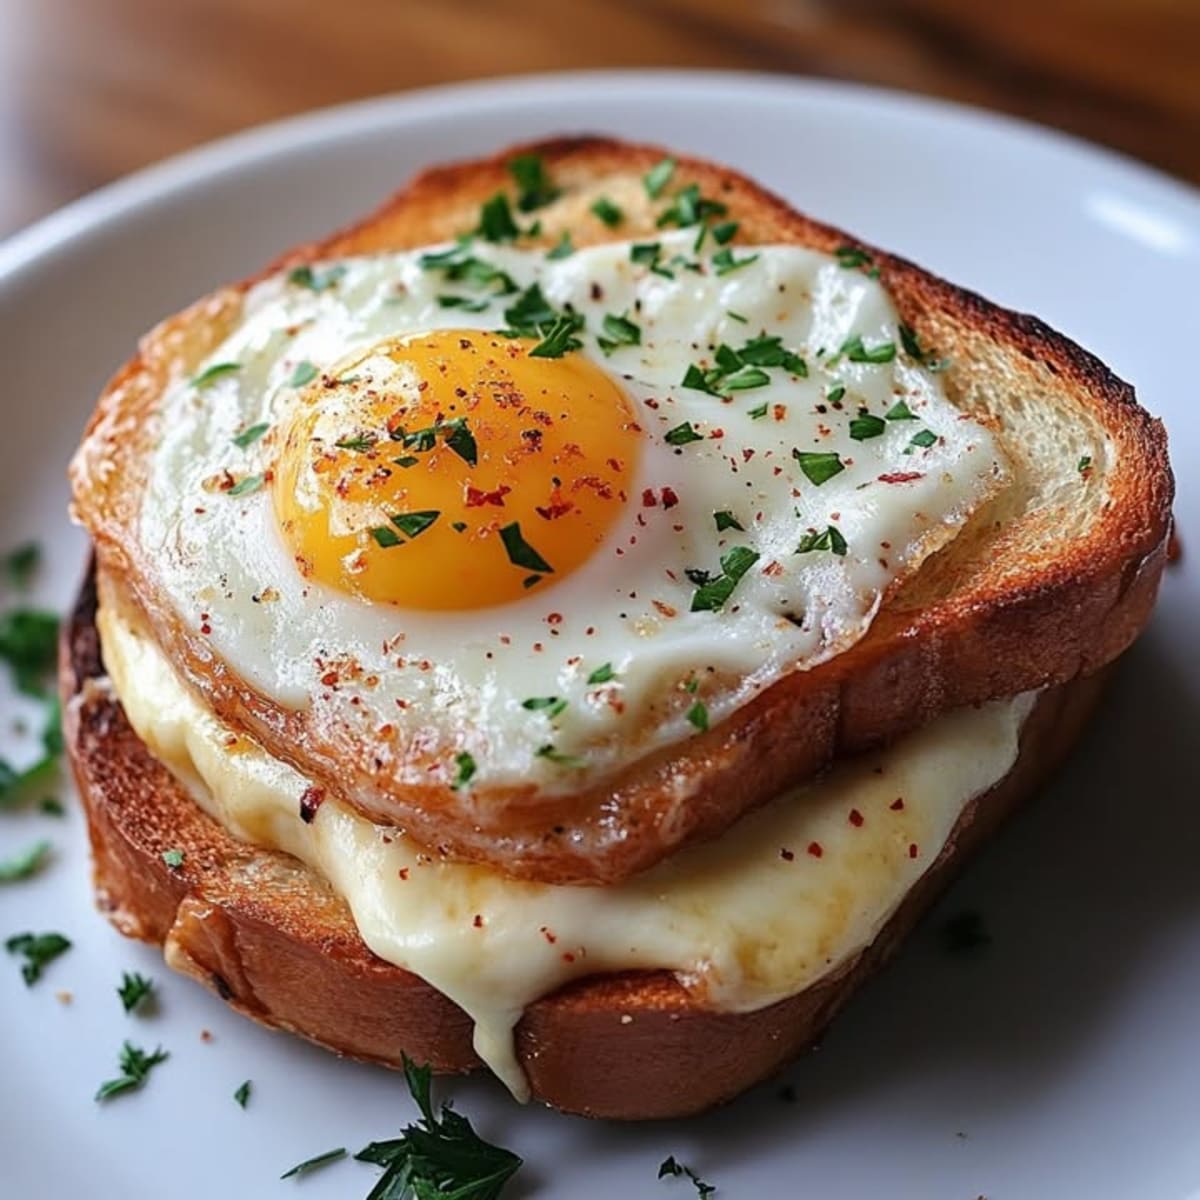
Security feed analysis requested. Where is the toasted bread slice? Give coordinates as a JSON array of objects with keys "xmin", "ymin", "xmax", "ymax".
[
  {"xmin": 63, "ymin": 563, "xmax": 1108, "ymax": 1119},
  {"xmin": 69, "ymin": 138, "xmax": 1172, "ymax": 885}
]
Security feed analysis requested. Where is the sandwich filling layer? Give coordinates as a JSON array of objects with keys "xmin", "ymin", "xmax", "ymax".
[{"xmin": 98, "ymin": 584, "xmax": 1034, "ymax": 1100}]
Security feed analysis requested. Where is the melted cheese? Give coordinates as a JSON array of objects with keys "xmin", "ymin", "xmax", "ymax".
[{"xmin": 99, "ymin": 596, "xmax": 1033, "ymax": 1099}]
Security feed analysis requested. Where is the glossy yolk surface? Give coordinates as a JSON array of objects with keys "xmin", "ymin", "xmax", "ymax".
[{"xmin": 272, "ymin": 330, "xmax": 642, "ymax": 610}]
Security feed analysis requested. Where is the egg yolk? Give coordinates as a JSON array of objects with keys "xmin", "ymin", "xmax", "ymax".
[{"xmin": 272, "ymin": 331, "xmax": 642, "ymax": 610}]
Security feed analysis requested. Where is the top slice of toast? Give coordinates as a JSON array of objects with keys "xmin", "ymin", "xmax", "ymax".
[{"xmin": 70, "ymin": 137, "xmax": 1173, "ymax": 884}]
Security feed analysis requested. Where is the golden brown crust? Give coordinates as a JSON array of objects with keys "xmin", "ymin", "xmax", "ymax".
[
  {"xmin": 64, "ymin": 562, "xmax": 1109, "ymax": 1119},
  {"xmin": 69, "ymin": 137, "xmax": 1173, "ymax": 885}
]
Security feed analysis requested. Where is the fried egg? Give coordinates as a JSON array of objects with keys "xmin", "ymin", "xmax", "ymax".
[{"xmin": 141, "ymin": 230, "xmax": 1007, "ymax": 792}]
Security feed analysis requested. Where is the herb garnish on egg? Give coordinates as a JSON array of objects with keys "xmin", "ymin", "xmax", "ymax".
[
  {"xmin": 797, "ymin": 525, "xmax": 849, "ymax": 556},
  {"xmin": 793, "ymin": 450, "xmax": 845, "ymax": 486},
  {"xmin": 507, "ymin": 154, "xmax": 560, "ymax": 212}
]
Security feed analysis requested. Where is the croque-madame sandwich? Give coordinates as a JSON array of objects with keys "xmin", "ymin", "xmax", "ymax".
[{"xmin": 63, "ymin": 137, "xmax": 1173, "ymax": 1120}]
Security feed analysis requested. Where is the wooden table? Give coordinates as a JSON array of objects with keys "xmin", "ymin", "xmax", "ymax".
[{"xmin": 1, "ymin": 0, "xmax": 1196, "ymax": 237}]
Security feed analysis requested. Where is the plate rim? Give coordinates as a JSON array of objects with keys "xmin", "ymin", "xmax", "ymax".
[{"xmin": 3, "ymin": 67, "xmax": 1199, "ymax": 286}]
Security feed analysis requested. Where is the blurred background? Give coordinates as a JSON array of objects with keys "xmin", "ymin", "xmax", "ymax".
[{"xmin": 0, "ymin": 0, "xmax": 1195, "ymax": 237}]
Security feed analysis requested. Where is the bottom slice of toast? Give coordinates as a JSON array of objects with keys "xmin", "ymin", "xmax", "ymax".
[{"xmin": 62, "ymin": 563, "xmax": 1107, "ymax": 1120}]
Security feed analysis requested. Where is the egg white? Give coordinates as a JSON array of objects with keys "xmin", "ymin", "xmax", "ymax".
[{"xmin": 141, "ymin": 231, "xmax": 1007, "ymax": 791}]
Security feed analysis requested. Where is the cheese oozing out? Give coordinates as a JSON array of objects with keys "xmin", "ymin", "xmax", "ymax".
[
  {"xmin": 140, "ymin": 233, "xmax": 1009, "ymax": 794},
  {"xmin": 99, "ymin": 589, "xmax": 1035, "ymax": 1100}
]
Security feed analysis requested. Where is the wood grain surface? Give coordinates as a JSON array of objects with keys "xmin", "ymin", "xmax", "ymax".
[{"xmin": 0, "ymin": 0, "xmax": 1196, "ymax": 236}]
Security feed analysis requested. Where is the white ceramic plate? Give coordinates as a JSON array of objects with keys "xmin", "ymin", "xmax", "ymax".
[{"xmin": 1, "ymin": 71, "xmax": 1197, "ymax": 1200}]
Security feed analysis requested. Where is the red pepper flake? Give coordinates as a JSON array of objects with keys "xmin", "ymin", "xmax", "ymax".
[
  {"xmin": 641, "ymin": 488, "xmax": 657, "ymax": 507},
  {"xmin": 546, "ymin": 613, "xmax": 563, "ymax": 626},
  {"xmin": 908, "ymin": 843, "xmax": 919, "ymax": 859},
  {"xmin": 660, "ymin": 485, "xmax": 680, "ymax": 509},
  {"xmin": 200, "ymin": 621, "xmax": 212, "ymax": 635},
  {"xmin": 890, "ymin": 797, "xmax": 905, "ymax": 811},
  {"xmin": 398, "ymin": 867, "xmax": 409, "ymax": 880},
  {"xmin": 466, "ymin": 484, "xmax": 510, "ymax": 508},
  {"xmin": 321, "ymin": 670, "xmax": 339, "ymax": 687},
  {"xmin": 849, "ymin": 808, "xmax": 864, "ymax": 827},
  {"xmin": 709, "ymin": 428, "xmax": 725, "ymax": 439},
  {"xmin": 562, "ymin": 951, "xmax": 577, "ymax": 963},
  {"xmin": 806, "ymin": 841, "xmax": 824, "ymax": 858},
  {"xmin": 473, "ymin": 914, "xmax": 484, "ymax": 928},
  {"xmin": 773, "ymin": 404, "xmax": 787, "ymax": 421},
  {"xmin": 652, "ymin": 599, "xmax": 677, "ymax": 618},
  {"xmin": 878, "ymin": 471, "xmax": 925, "ymax": 484},
  {"xmin": 540, "ymin": 926, "xmax": 557, "ymax": 944},
  {"xmin": 762, "ymin": 560, "xmax": 784, "ymax": 578},
  {"xmin": 780, "ymin": 847, "xmax": 795, "ymax": 862},
  {"xmin": 299, "ymin": 785, "xmax": 325, "ymax": 824}
]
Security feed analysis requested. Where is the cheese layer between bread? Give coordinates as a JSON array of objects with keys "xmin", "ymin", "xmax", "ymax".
[{"xmin": 98, "ymin": 588, "xmax": 1033, "ymax": 1100}]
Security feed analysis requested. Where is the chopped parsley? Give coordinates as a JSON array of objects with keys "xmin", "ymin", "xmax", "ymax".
[
  {"xmin": 437, "ymin": 294, "xmax": 491, "ymax": 313},
  {"xmin": 117, "ymin": 971, "xmax": 155, "ymax": 1014},
  {"xmin": 280, "ymin": 1147, "xmax": 347, "ymax": 1180},
  {"xmin": 536, "ymin": 744, "xmax": 584, "ymax": 767},
  {"xmin": 656, "ymin": 183, "xmax": 728, "ymax": 230},
  {"xmin": 529, "ymin": 312, "xmax": 585, "ymax": 359},
  {"xmin": 1078, "ymin": 454, "xmax": 1093, "ymax": 475},
  {"xmin": 726, "ymin": 309, "xmax": 747, "ymax": 323},
  {"xmin": 419, "ymin": 244, "xmax": 518, "ymax": 295},
  {"xmin": 389, "ymin": 511, "xmax": 440, "ymax": 539},
  {"xmin": 736, "ymin": 334, "xmax": 807, "ymax": 375},
  {"xmin": 796, "ymin": 524, "xmax": 848, "ymax": 556},
  {"xmin": 393, "ymin": 455, "xmax": 419, "ymax": 469},
  {"xmin": 370, "ymin": 526, "xmax": 403, "ymax": 549},
  {"xmin": 714, "ymin": 511, "xmax": 744, "ymax": 532},
  {"xmin": 95, "ymin": 1041, "xmax": 169, "ymax": 1102},
  {"xmin": 590, "ymin": 196, "xmax": 623, "ymax": 227},
  {"xmin": 597, "ymin": 312, "xmax": 641, "ymax": 354},
  {"xmin": 748, "ymin": 402, "xmax": 768, "ymax": 420},
  {"xmin": 658, "ymin": 1155, "xmax": 716, "ymax": 1198},
  {"xmin": 899, "ymin": 322, "xmax": 929, "ymax": 362},
  {"xmin": 840, "ymin": 334, "xmax": 896, "ymax": 364},
  {"xmin": 0, "ymin": 839, "xmax": 51, "ymax": 883},
  {"xmin": 6, "ymin": 931, "xmax": 70, "ymax": 985},
  {"xmin": 451, "ymin": 752, "xmax": 476, "ymax": 791},
  {"xmin": 665, "ymin": 421, "xmax": 704, "ymax": 447},
  {"xmin": 834, "ymin": 245, "xmax": 874, "ymax": 271},
  {"xmin": 711, "ymin": 220, "xmax": 739, "ymax": 244},
  {"xmin": 522, "ymin": 696, "xmax": 567, "ymax": 718},
  {"xmin": 0, "ymin": 607, "xmax": 59, "ymax": 696},
  {"xmin": 721, "ymin": 365, "xmax": 770, "ymax": 391},
  {"xmin": 643, "ymin": 157, "xmax": 676, "ymax": 199},
  {"xmin": 907, "ymin": 429, "xmax": 938, "ymax": 452},
  {"xmin": 354, "ymin": 1055, "xmax": 522, "ymax": 1199},
  {"xmin": 394, "ymin": 416, "xmax": 477, "ymax": 466},
  {"xmin": 334, "ymin": 433, "xmax": 377, "ymax": 453},
  {"xmin": 849, "ymin": 413, "xmax": 886, "ymax": 441},
  {"xmin": 546, "ymin": 231, "xmax": 574, "ymax": 260},
  {"xmin": 587, "ymin": 663, "xmax": 616, "ymax": 685},
  {"xmin": 508, "ymin": 154, "xmax": 560, "ymax": 211},
  {"xmin": 504, "ymin": 282, "xmax": 557, "ymax": 331},
  {"xmin": 444, "ymin": 419, "xmax": 478, "ymax": 466},
  {"xmin": 226, "ymin": 473, "xmax": 265, "ymax": 498},
  {"xmin": 475, "ymin": 192, "xmax": 522, "ymax": 242},
  {"xmin": 825, "ymin": 383, "xmax": 846, "ymax": 404},
  {"xmin": 499, "ymin": 522, "xmax": 554, "ymax": 575},
  {"xmin": 631, "ymin": 241, "xmax": 663, "ymax": 267},
  {"xmin": 289, "ymin": 360, "xmax": 318, "ymax": 388},
  {"xmin": 690, "ymin": 546, "xmax": 760, "ymax": 613},
  {"xmin": 793, "ymin": 449, "xmax": 845, "ymax": 486},
  {"xmin": 190, "ymin": 361, "xmax": 240, "ymax": 390},
  {"xmin": 3, "ymin": 543, "xmax": 39, "ymax": 589},
  {"xmin": 161, "ymin": 848, "xmax": 185, "ymax": 869},
  {"xmin": 884, "ymin": 400, "xmax": 916, "ymax": 421},
  {"xmin": 712, "ymin": 247, "xmax": 759, "ymax": 275},
  {"xmin": 686, "ymin": 700, "xmax": 709, "ymax": 732},
  {"xmin": 231, "ymin": 422, "xmax": 269, "ymax": 449},
  {"xmin": 234, "ymin": 1079, "xmax": 252, "ymax": 1108},
  {"xmin": 288, "ymin": 263, "xmax": 346, "ymax": 292}
]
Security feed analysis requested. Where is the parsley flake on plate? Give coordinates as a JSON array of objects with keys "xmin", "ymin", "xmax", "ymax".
[
  {"xmin": 6, "ymin": 931, "xmax": 70, "ymax": 986},
  {"xmin": 354, "ymin": 1055, "xmax": 522, "ymax": 1200}
]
